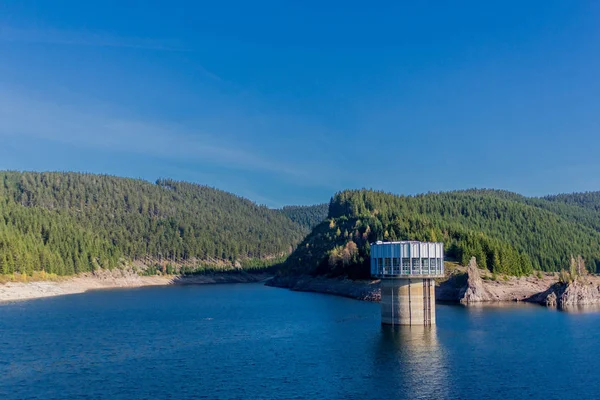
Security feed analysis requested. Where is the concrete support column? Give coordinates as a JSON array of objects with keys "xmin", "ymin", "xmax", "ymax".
[{"xmin": 380, "ymin": 278, "xmax": 436, "ymax": 326}]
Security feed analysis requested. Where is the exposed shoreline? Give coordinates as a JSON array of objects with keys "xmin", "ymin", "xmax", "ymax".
[
  {"xmin": 267, "ymin": 262, "xmax": 600, "ymax": 308},
  {"xmin": 0, "ymin": 269, "xmax": 271, "ymax": 303},
  {"xmin": 266, "ymin": 274, "xmax": 558, "ymax": 304},
  {"xmin": 266, "ymin": 275, "xmax": 381, "ymax": 302},
  {"xmin": 4, "ymin": 264, "xmax": 600, "ymax": 309}
]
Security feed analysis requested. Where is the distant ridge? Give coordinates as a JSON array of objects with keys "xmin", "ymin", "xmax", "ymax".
[
  {"xmin": 278, "ymin": 204, "xmax": 329, "ymax": 231},
  {"xmin": 280, "ymin": 189, "xmax": 600, "ymax": 278}
]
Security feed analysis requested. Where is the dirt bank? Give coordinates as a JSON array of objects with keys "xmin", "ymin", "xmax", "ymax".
[
  {"xmin": 267, "ymin": 259, "xmax": 599, "ymax": 307},
  {"xmin": 266, "ymin": 275, "xmax": 380, "ymax": 301},
  {"xmin": 268, "ymin": 273, "xmax": 556, "ymax": 305},
  {"xmin": 0, "ymin": 269, "xmax": 271, "ymax": 303}
]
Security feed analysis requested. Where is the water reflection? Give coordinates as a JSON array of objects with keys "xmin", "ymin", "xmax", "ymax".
[
  {"xmin": 372, "ymin": 325, "xmax": 450, "ymax": 399},
  {"xmin": 560, "ymin": 304, "xmax": 600, "ymax": 314},
  {"xmin": 459, "ymin": 301, "xmax": 542, "ymax": 310},
  {"xmin": 460, "ymin": 300, "xmax": 600, "ymax": 314}
]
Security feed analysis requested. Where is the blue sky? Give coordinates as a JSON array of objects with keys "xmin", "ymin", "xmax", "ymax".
[{"xmin": 1, "ymin": 1, "xmax": 599, "ymax": 207}]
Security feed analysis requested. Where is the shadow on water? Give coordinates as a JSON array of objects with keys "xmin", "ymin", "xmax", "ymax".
[{"xmin": 371, "ymin": 325, "xmax": 450, "ymax": 399}]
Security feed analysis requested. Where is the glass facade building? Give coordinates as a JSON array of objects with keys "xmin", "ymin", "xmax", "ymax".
[{"xmin": 370, "ymin": 241, "xmax": 444, "ymax": 278}]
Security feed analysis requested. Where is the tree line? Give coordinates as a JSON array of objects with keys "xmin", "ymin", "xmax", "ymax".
[
  {"xmin": 0, "ymin": 171, "xmax": 308, "ymax": 276},
  {"xmin": 281, "ymin": 189, "xmax": 600, "ymax": 278},
  {"xmin": 3, "ymin": 172, "xmax": 600, "ymax": 278},
  {"xmin": 278, "ymin": 204, "xmax": 328, "ymax": 231}
]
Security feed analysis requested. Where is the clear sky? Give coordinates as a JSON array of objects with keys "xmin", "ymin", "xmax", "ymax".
[{"xmin": 1, "ymin": 1, "xmax": 599, "ymax": 207}]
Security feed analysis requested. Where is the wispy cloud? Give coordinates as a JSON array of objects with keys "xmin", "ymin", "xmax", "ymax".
[
  {"xmin": 0, "ymin": 23, "xmax": 231, "ymax": 98},
  {"xmin": 0, "ymin": 25, "xmax": 190, "ymax": 52},
  {"xmin": 0, "ymin": 86, "xmax": 338, "ymax": 187}
]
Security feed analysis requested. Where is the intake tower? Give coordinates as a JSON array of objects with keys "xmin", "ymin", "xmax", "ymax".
[{"xmin": 370, "ymin": 241, "xmax": 444, "ymax": 326}]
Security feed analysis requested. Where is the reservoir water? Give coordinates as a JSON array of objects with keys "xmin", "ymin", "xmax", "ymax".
[{"xmin": 1, "ymin": 282, "xmax": 599, "ymax": 399}]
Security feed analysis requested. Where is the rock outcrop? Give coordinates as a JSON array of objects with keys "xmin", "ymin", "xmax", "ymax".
[
  {"xmin": 458, "ymin": 257, "xmax": 496, "ymax": 303},
  {"xmin": 545, "ymin": 291, "xmax": 557, "ymax": 307},
  {"xmin": 527, "ymin": 278, "xmax": 600, "ymax": 308},
  {"xmin": 558, "ymin": 280, "xmax": 600, "ymax": 306}
]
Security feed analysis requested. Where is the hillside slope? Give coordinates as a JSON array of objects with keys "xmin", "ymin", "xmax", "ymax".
[
  {"xmin": 471, "ymin": 189, "xmax": 600, "ymax": 233},
  {"xmin": 543, "ymin": 191, "xmax": 600, "ymax": 213},
  {"xmin": 278, "ymin": 204, "xmax": 328, "ymax": 231},
  {"xmin": 0, "ymin": 171, "xmax": 306, "ymax": 275},
  {"xmin": 281, "ymin": 189, "xmax": 600, "ymax": 278}
]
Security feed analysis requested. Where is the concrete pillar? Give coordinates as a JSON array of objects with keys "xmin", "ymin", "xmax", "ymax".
[{"xmin": 380, "ymin": 278, "xmax": 436, "ymax": 325}]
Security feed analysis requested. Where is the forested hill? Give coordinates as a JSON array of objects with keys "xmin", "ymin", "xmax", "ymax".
[
  {"xmin": 4, "ymin": 172, "xmax": 600, "ymax": 278},
  {"xmin": 280, "ymin": 189, "xmax": 600, "ymax": 279},
  {"xmin": 543, "ymin": 192, "xmax": 600, "ymax": 212},
  {"xmin": 0, "ymin": 171, "xmax": 307, "ymax": 276},
  {"xmin": 278, "ymin": 204, "xmax": 328, "ymax": 231}
]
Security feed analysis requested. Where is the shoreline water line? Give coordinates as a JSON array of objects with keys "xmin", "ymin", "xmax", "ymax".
[{"xmin": 0, "ymin": 272, "xmax": 272, "ymax": 303}]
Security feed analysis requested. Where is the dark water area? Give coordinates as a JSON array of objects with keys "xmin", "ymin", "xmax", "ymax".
[{"xmin": 1, "ymin": 283, "xmax": 599, "ymax": 400}]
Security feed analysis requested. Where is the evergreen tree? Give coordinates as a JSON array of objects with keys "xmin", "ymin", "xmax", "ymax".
[
  {"xmin": 0, "ymin": 172, "xmax": 309, "ymax": 276},
  {"xmin": 282, "ymin": 189, "xmax": 600, "ymax": 278}
]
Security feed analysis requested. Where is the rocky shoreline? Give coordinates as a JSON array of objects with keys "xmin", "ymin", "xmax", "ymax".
[
  {"xmin": 0, "ymin": 269, "xmax": 271, "ymax": 303},
  {"xmin": 268, "ymin": 258, "xmax": 600, "ymax": 309}
]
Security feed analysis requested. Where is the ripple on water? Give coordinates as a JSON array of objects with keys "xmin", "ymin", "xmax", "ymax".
[{"xmin": 0, "ymin": 284, "xmax": 599, "ymax": 399}]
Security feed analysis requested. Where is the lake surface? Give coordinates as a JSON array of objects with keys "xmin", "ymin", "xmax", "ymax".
[{"xmin": 1, "ymin": 283, "xmax": 599, "ymax": 399}]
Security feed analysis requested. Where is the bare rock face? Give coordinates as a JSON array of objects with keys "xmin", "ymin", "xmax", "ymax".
[
  {"xmin": 459, "ymin": 257, "xmax": 495, "ymax": 303},
  {"xmin": 534, "ymin": 280, "xmax": 600, "ymax": 308},
  {"xmin": 545, "ymin": 291, "xmax": 557, "ymax": 307},
  {"xmin": 558, "ymin": 280, "xmax": 600, "ymax": 307}
]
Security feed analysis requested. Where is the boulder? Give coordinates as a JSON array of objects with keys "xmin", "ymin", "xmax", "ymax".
[{"xmin": 545, "ymin": 291, "xmax": 557, "ymax": 307}]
